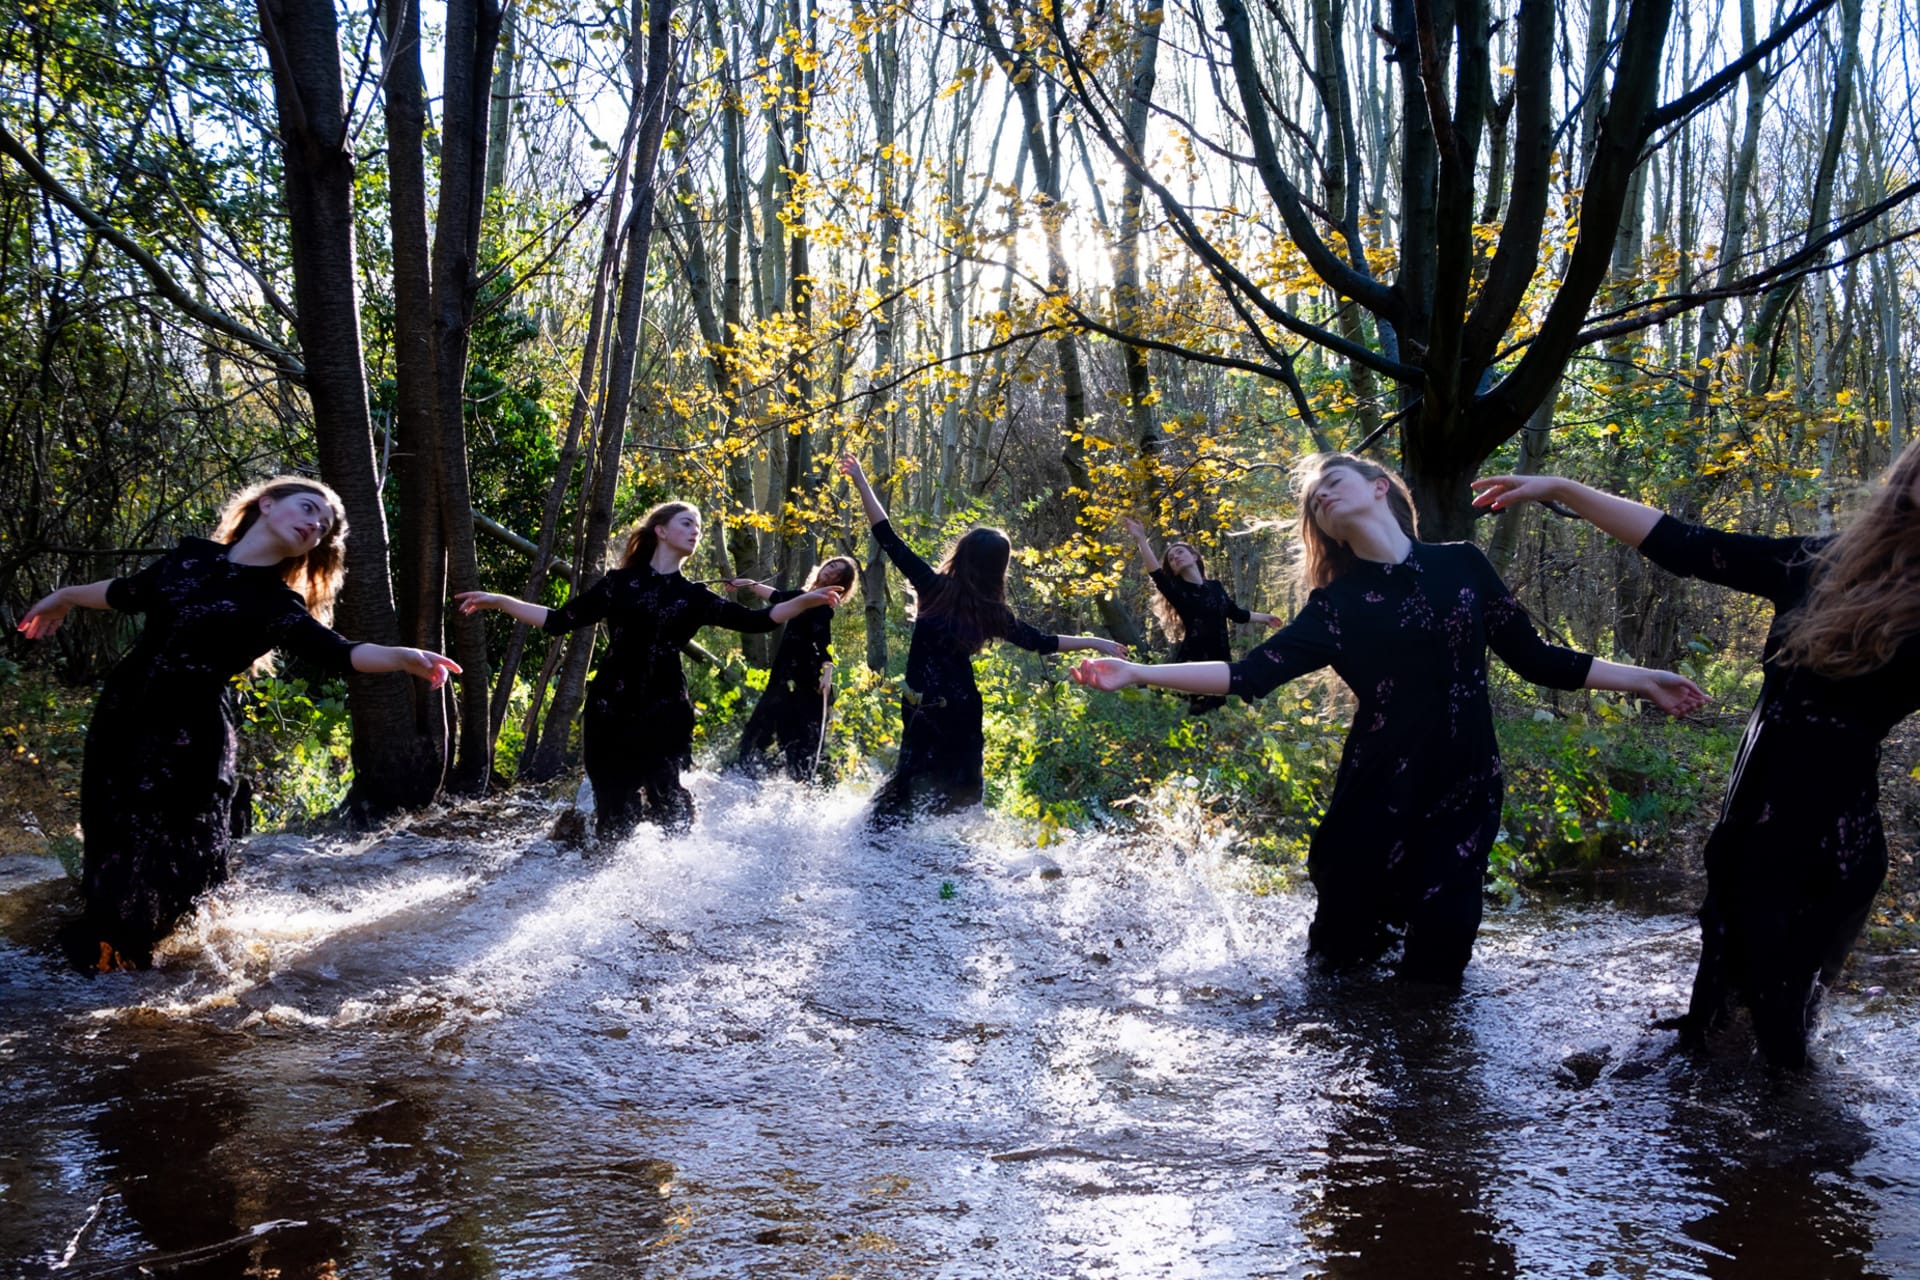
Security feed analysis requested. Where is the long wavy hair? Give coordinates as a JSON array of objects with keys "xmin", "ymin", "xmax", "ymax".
[
  {"xmin": 213, "ymin": 475, "xmax": 349, "ymax": 624},
  {"xmin": 1149, "ymin": 540, "xmax": 1206, "ymax": 645},
  {"xmin": 619, "ymin": 501, "xmax": 697, "ymax": 570},
  {"xmin": 913, "ymin": 526, "xmax": 1013, "ymax": 653},
  {"xmin": 1776, "ymin": 442, "xmax": 1920, "ymax": 677},
  {"xmin": 1293, "ymin": 452, "xmax": 1418, "ymax": 589},
  {"xmin": 806, "ymin": 555, "xmax": 859, "ymax": 601}
]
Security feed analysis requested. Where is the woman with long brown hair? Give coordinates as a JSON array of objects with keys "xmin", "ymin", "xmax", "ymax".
[
  {"xmin": 1073, "ymin": 454, "xmax": 1706, "ymax": 982},
  {"xmin": 17, "ymin": 476, "xmax": 461, "ymax": 971},
  {"xmin": 1473, "ymin": 448, "xmax": 1920, "ymax": 1067},
  {"xmin": 839, "ymin": 454, "xmax": 1128, "ymax": 828},
  {"xmin": 727, "ymin": 555, "xmax": 857, "ymax": 781},
  {"xmin": 1123, "ymin": 515, "xmax": 1280, "ymax": 713},
  {"xmin": 457, "ymin": 501, "xmax": 841, "ymax": 838}
]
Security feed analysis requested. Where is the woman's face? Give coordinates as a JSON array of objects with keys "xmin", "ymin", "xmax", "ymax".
[
  {"xmin": 259, "ymin": 490, "xmax": 334, "ymax": 555},
  {"xmin": 660, "ymin": 509, "xmax": 702, "ymax": 558},
  {"xmin": 1307, "ymin": 465, "xmax": 1383, "ymax": 538},
  {"xmin": 1164, "ymin": 543, "xmax": 1200, "ymax": 578}
]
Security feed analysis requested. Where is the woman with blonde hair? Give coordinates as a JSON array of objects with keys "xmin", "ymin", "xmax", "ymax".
[
  {"xmin": 1073, "ymin": 453, "xmax": 1706, "ymax": 982},
  {"xmin": 728, "ymin": 555, "xmax": 857, "ymax": 781},
  {"xmin": 839, "ymin": 453, "xmax": 1129, "ymax": 828},
  {"xmin": 17, "ymin": 475, "xmax": 461, "ymax": 971},
  {"xmin": 1473, "ymin": 447, "xmax": 1920, "ymax": 1067},
  {"xmin": 1123, "ymin": 515, "xmax": 1281, "ymax": 713},
  {"xmin": 457, "ymin": 501, "xmax": 841, "ymax": 838}
]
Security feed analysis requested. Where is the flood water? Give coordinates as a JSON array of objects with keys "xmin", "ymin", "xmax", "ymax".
[{"xmin": 2, "ymin": 776, "xmax": 1917, "ymax": 1277}]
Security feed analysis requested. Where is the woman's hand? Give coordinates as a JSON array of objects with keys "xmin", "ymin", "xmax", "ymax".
[
  {"xmin": 819, "ymin": 662, "xmax": 834, "ymax": 695},
  {"xmin": 838, "ymin": 453, "xmax": 866, "ymax": 484},
  {"xmin": 398, "ymin": 647, "xmax": 462, "ymax": 689},
  {"xmin": 1640, "ymin": 670, "xmax": 1709, "ymax": 717},
  {"xmin": 454, "ymin": 591, "xmax": 500, "ymax": 616},
  {"xmin": 1088, "ymin": 637, "xmax": 1128, "ymax": 658},
  {"xmin": 727, "ymin": 577, "xmax": 758, "ymax": 591},
  {"xmin": 17, "ymin": 589, "xmax": 73, "ymax": 640},
  {"xmin": 798, "ymin": 586, "xmax": 844, "ymax": 610},
  {"xmin": 1469, "ymin": 474, "xmax": 1565, "ymax": 511},
  {"xmin": 1122, "ymin": 515, "xmax": 1146, "ymax": 540},
  {"xmin": 1069, "ymin": 658, "xmax": 1137, "ymax": 691},
  {"xmin": 1254, "ymin": 612, "xmax": 1283, "ymax": 628}
]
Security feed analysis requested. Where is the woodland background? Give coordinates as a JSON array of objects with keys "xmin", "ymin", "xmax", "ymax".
[{"xmin": 1, "ymin": 0, "xmax": 1916, "ymax": 927}]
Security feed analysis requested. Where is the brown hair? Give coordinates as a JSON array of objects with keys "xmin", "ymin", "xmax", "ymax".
[
  {"xmin": 1776, "ymin": 442, "xmax": 1920, "ymax": 677},
  {"xmin": 914, "ymin": 526, "xmax": 1014, "ymax": 654},
  {"xmin": 806, "ymin": 555, "xmax": 859, "ymax": 601},
  {"xmin": 619, "ymin": 501, "xmax": 698, "ymax": 569},
  {"xmin": 1149, "ymin": 540, "xmax": 1206, "ymax": 645},
  {"xmin": 1293, "ymin": 452, "xmax": 1418, "ymax": 589},
  {"xmin": 213, "ymin": 475, "xmax": 349, "ymax": 624}
]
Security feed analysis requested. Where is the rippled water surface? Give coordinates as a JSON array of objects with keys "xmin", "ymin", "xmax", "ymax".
[{"xmin": 2, "ymin": 776, "xmax": 1917, "ymax": 1277}]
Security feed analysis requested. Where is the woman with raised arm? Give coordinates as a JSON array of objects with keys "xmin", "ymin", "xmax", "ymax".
[
  {"xmin": 1473, "ymin": 451, "xmax": 1920, "ymax": 1068},
  {"xmin": 17, "ymin": 476, "xmax": 461, "ymax": 972},
  {"xmin": 839, "ymin": 453, "xmax": 1129, "ymax": 828},
  {"xmin": 457, "ymin": 502, "xmax": 840, "ymax": 839},
  {"xmin": 1123, "ymin": 514, "xmax": 1281, "ymax": 713},
  {"xmin": 727, "ymin": 556, "xmax": 857, "ymax": 782},
  {"xmin": 1073, "ymin": 453, "xmax": 1706, "ymax": 983}
]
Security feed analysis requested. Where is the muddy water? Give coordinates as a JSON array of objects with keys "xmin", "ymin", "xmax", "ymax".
[{"xmin": 2, "ymin": 777, "xmax": 1916, "ymax": 1277}]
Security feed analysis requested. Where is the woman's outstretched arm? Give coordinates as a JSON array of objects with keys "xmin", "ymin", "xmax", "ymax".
[
  {"xmin": 1054, "ymin": 634, "xmax": 1129, "ymax": 658},
  {"xmin": 453, "ymin": 591, "xmax": 550, "ymax": 628},
  {"xmin": 16, "ymin": 581, "xmax": 115, "ymax": 639},
  {"xmin": 839, "ymin": 454, "xmax": 889, "ymax": 526},
  {"xmin": 1122, "ymin": 516, "xmax": 1161, "ymax": 573},
  {"xmin": 1070, "ymin": 659, "xmax": 1230, "ymax": 696},
  {"xmin": 352, "ymin": 644, "xmax": 462, "ymax": 689},
  {"xmin": 768, "ymin": 587, "xmax": 843, "ymax": 624},
  {"xmin": 1469, "ymin": 474, "xmax": 1663, "ymax": 547},
  {"xmin": 1582, "ymin": 658, "xmax": 1709, "ymax": 716}
]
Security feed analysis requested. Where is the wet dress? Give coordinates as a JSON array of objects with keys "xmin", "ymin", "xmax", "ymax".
[
  {"xmin": 1639, "ymin": 516, "xmax": 1916, "ymax": 1068},
  {"xmin": 868, "ymin": 520, "xmax": 1061, "ymax": 828},
  {"xmin": 731, "ymin": 589, "xmax": 836, "ymax": 782},
  {"xmin": 1150, "ymin": 566, "xmax": 1252, "ymax": 713},
  {"xmin": 1226, "ymin": 540, "xmax": 1593, "ymax": 980},
  {"xmin": 72, "ymin": 538, "xmax": 363, "ymax": 970},
  {"xmin": 542, "ymin": 564, "xmax": 779, "ymax": 838}
]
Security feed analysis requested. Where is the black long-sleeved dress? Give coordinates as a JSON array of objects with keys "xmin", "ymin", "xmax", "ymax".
[
  {"xmin": 732, "ymin": 589, "xmax": 836, "ymax": 781},
  {"xmin": 542, "ymin": 564, "xmax": 779, "ymax": 838},
  {"xmin": 69, "ymin": 538, "xmax": 364, "ymax": 970},
  {"xmin": 869, "ymin": 520, "xmax": 1061, "ymax": 827},
  {"xmin": 1150, "ymin": 566, "xmax": 1252, "ymax": 713},
  {"xmin": 1639, "ymin": 515, "xmax": 1916, "ymax": 1067},
  {"xmin": 1227, "ymin": 540, "xmax": 1593, "ymax": 980}
]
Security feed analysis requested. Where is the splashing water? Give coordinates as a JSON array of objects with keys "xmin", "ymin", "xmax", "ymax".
[{"xmin": 2, "ymin": 772, "xmax": 1917, "ymax": 1276}]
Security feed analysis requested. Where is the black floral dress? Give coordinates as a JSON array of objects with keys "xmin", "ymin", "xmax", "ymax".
[
  {"xmin": 542, "ymin": 565, "xmax": 779, "ymax": 838},
  {"xmin": 1227, "ymin": 540, "xmax": 1593, "ymax": 980},
  {"xmin": 869, "ymin": 520, "xmax": 1061, "ymax": 828},
  {"xmin": 731, "ymin": 589, "xmax": 836, "ymax": 782},
  {"xmin": 1639, "ymin": 515, "xmax": 1915, "ymax": 1067},
  {"xmin": 1150, "ymin": 566, "xmax": 1252, "ymax": 714},
  {"xmin": 71, "ymin": 538, "xmax": 363, "ymax": 969}
]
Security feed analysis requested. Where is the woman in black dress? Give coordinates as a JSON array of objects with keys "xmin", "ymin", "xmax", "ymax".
[
  {"xmin": 1123, "ymin": 515, "xmax": 1280, "ymax": 712},
  {"xmin": 1474, "ymin": 457, "xmax": 1920, "ymax": 1067},
  {"xmin": 838, "ymin": 453, "xmax": 1129, "ymax": 828},
  {"xmin": 1071, "ymin": 453, "xmax": 1706, "ymax": 982},
  {"xmin": 17, "ymin": 477, "xmax": 461, "ymax": 972},
  {"xmin": 727, "ymin": 556, "xmax": 856, "ymax": 781},
  {"xmin": 457, "ymin": 502, "xmax": 840, "ymax": 839}
]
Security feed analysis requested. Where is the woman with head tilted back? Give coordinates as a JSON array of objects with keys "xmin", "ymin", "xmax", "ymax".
[
  {"xmin": 1474, "ymin": 447, "xmax": 1920, "ymax": 1067},
  {"xmin": 1073, "ymin": 453, "xmax": 1706, "ymax": 983},
  {"xmin": 17, "ymin": 476, "xmax": 461, "ymax": 972},
  {"xmin": 457, "ymin": 501, "xmax": 841, "ymax": 839},
  {"xmin": 1123, "ymin": 514, "xmax": 1282, "ymax": 713},
  {"xmin": 727, "ymin": 555, "xmax": 858, "ymax": 782},
  {"xmin": 839, "ymin": 454, "xmax": 1128, "ymax": 828}
]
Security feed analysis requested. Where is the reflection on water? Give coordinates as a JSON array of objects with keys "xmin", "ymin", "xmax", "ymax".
[{"xmin": 1, "ymin": 774, "xmax": 1916, "ymax": 1277}]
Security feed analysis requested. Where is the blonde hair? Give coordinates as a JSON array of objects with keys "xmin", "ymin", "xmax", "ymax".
[
  {"xmin": 619, "ymin": 501, "xmax": 698, "ymax": 569},
  {"xmin": 1292, "ymin": 453, "xmax": 1418, "ymax": 589},
  {"xmin": 1776, "ymin": 442, "xmax": 1920, "ymax": 678},
  {"xmin": 213, "ymin": 475, "xmax": 349, "ymax": 624}
]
